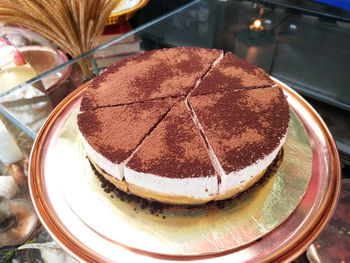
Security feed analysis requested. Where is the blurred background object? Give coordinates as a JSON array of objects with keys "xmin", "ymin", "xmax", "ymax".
[
  {"xmin": 0, "ymin": 176, "xmax": 19, "ymax": 200},
  {"xmin": 307, "ymin": 179, "xmax": 350, "ymax": 263},
  {"xmin": 0, "ymin": 197, "xmax": 38, "ymax": 248},
  {"xmin": 0, "ymin": 119, "xmax": 23, "ymax": 165},
  {"xmin": 18, "ymin": 241, "xmax": 77, "ymax": 263},
  {"xmin": 0, "ymin": 0, "xmax": 121, "ymax": 80},
  {"xmin": 0, "ymin": 27, "xmax": 69, "ymax": 94},
  {"xmin": 107, "ymin": 0, "xmax": 149, "ymax": 25}
]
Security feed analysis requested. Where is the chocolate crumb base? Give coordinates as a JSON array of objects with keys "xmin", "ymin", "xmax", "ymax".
[{"xmin": 89, "ymin": 148, "xmax": 284, "ymax": 216}]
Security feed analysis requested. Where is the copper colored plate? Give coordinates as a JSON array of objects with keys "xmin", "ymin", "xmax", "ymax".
[{"xmin": 28, "ymin": 78, "xmax": 341, "ymax": 262}]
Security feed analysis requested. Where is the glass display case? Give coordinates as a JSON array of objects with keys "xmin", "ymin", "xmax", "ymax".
[{"xmin": 0, "ymin": 0, "xmax": 348, "ymax": 262}]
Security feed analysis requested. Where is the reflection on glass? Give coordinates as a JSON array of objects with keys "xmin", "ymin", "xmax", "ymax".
[
  {"xmin": 250, "ymin": 18, "xmax": 264, "ymax": 31},
  {"xmin": 0, "ymin": 119, "xmax": 23, "ymax": 164},
  {"xmin": 0, "ymin": 197, "xmax": 37, "ymax": 248},
  {"xmin": 0, "ymin": 197, "xmax": 15, "ymax": 233},
  {"xmin": 0, "ymin": 27, "xmax": 66, "ymax": 94},
  {"xmin": 0, "ymin": 37, "xmax": 37, "ymax": 94}
]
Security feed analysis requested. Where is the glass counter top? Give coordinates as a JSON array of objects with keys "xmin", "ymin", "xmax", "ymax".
[{"xmin": 1, "ymin": 0, "xmax": 350, "ymax": 140}]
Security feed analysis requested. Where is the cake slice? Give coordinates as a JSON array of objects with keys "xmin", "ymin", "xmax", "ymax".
[
  {"xmin": 191, "ymin": 52, "xmax": 275, "ymax": 96},
  {"xmin": 163, "ymin": 47, "xmax": 223, "ymax": 91},
  {"xmin": 188, "ymin": 87, "xmax": 289, "ymax": 199},
  {"xmin": 125, "ymin": 101, "xmax": 218, "ymax": 204},
  {"xmin": 77, "ymin": 98, "xmax": 176, "ymax": 183},
  {"xmin": 81, "ymin": 50, "xmax": 180, "ymax": 111},
  {"xmin": 80, "ymin": 48, "xmax": 223, "ymax": 112}
]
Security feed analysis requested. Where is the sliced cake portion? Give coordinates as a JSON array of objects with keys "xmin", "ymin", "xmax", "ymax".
[
  {"xmin": 163, "ymin": 47, "xmax": 223, "ymax": 90},
  {"xmin": 77, "ymin": 98, "xmax": 176, "ymax": 184},
  {"xmin": 80, "ymin": 48, "xmax": 223, "ymax": 112},
  {"xmin": 188, "ymin": 87, "xmax": 290, "ymax": 199},
  {"xmin": 81, "ymin": 50, "xmax": 176, "ymax": 111},
  {"xmin": 191, "ymin": 52, "xmax": 275, "ymax": 96},
  {"xmin": 125, "ymin": 101, "xmax": 218, "ymax": 204}
]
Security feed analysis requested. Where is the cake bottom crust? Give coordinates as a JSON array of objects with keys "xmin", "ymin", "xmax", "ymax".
[{"xmin": 89, "ymin": 149, "xmax": 283, "ymax": 205}]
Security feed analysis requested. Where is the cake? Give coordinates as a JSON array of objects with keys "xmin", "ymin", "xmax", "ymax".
[
  {"xmin": 78, "ymin": 47, "xmax": 290, "ymax": 205},
  {"xmin": 0, "ymin": 38, "xmax": 38, "ymax": 93}
]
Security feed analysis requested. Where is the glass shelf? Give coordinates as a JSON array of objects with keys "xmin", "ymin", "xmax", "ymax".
[{"xmin": 1, "ymin": 0, "xmax": 350, "ymax": 139}]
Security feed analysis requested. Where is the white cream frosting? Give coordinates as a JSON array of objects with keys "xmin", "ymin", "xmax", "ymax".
[
  {"xmin": 124, "ymin": 167, "xmax": 218, "ymax": 199},
  {"xmin": 218, "ymin": 134, "xmax": 286, "ymax": 195},
  {"xmin": 123, "ymin": 132, "xmax": 286, "ymax": 199},
  {"xmin": 79, "ymin": 131, "xmax": 124, "ymax": 181}
]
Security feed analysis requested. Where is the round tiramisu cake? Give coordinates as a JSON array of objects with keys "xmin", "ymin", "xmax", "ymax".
[{"xmin": 78, "ymin": 47, "xmax": 290, "ymax": 205}]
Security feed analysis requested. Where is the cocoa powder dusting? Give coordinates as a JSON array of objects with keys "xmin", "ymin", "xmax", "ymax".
[
  {"xmin": 79, "ymin": 49, "xmax": 222, "ymax": 111},
  {"xmin": 127, "ymin": 102, "xmax": 216, "ymax": 178},
  {"xmin": 189, "ymin": 86, "xmax": 289, "ymax": 172},
  {"xmin": 191, "ymin": 52, "xmax": 274, "ymax": 96},
  {"xmin": 77, "ymin": 98, "xmax": 175, "ymax": 164}
]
